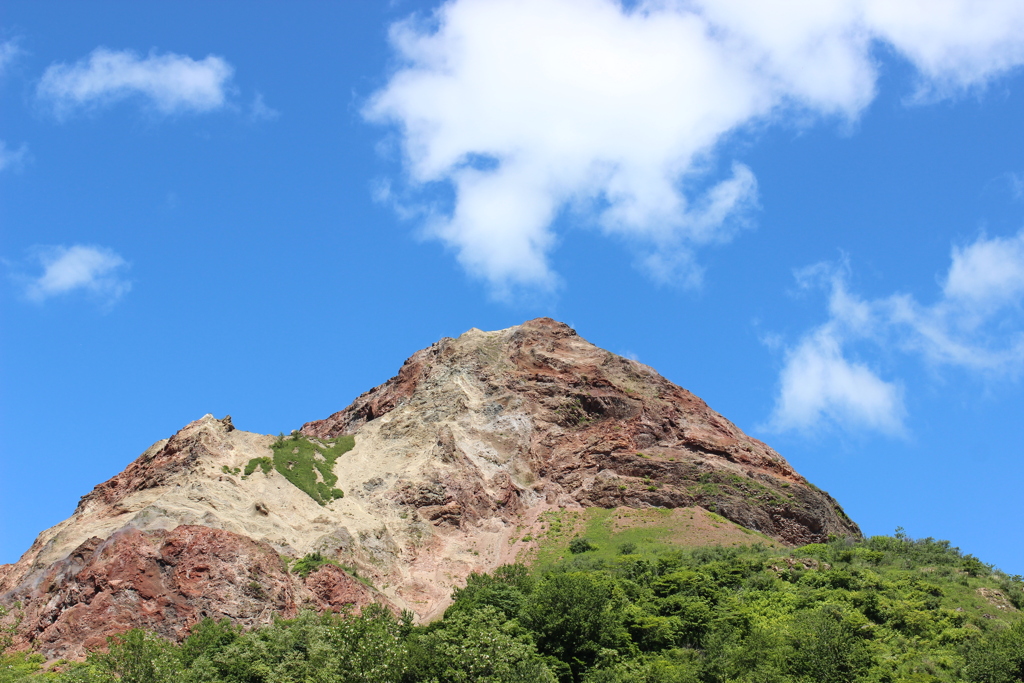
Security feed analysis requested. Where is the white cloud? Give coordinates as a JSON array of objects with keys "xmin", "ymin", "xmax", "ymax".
[
  {"xmin": 24, "ymin": 245, "xmax": 131, "ymax": 305},
  {"xmin": 943, "ymin": 231, "xmax": 1024, "ymax": 310},
  {"xmin": 770, "ymin": 327, "xmax": 906, "ymax": 435},
  {"xmin": 37, "ymin": 48, "xmax": 234, "ymax": 117},
  {"xmin": 0, "ymin": 140, "xmax": 29, "ymax": 172},
  {"xmin": 770, "ymin": 230, "xmax": 1024, "ymax": 434},
  {"xmin": 367, "ymin": 0, "xmax": 1024, "ymax": 293},
  {"xmin": 863, "ymin": 0, "xmax": 1024, "ymax": 99}
]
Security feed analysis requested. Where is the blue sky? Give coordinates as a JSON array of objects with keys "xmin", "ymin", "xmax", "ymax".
[{"xmin": 2, "ymin": 0, "xmax": 1023, "ymax": 574}]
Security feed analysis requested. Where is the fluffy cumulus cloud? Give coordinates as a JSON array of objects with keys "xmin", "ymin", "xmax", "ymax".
[
  {"xmin": 863, "ymin": 0, "xmax": 1024, "ymax": 98},
  {"xmin": 943, "ymin": 232, "xmax": 1024, "ymax": 314},
  {"xmin": 24, "ymin": 245, "xmax": 131, "ymax": 306},
  {"xmin": 771, "ymin": 328, "xmax": 906, "ymax": 435},
  {"xmin": 769, "ymin": 231, "xmax": 1024, "ymax": 434},
  {"xmin": 37, "ymin": 48, "xmax": 234, "ymax": 117},
  {"xmin": 367, "ymin": 0, "xmax": 1024, "ymax": 294}
]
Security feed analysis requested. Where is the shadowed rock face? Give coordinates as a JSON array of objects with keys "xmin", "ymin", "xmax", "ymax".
[{"xmin": 1, "ymin": 318, "xmax": 859, "ymax": 659}]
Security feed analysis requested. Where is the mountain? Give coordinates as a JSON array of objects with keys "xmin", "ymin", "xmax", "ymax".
[{"xmin": 0, "ymin": 318, "xmax": 858, "ymax": 659}]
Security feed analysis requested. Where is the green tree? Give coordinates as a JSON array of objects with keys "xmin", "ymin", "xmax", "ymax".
[
  {"xmin": 446, "ymin": 564, "xmax": 533, "ymax": 622},
  {"xmin": 962, "ymin": 619, "xmax": 1024, "ymax": 683},
  {"xmin": 90, "ymin": 629, "xmax": 180, "ymax": 683},
  {"xmin": 523, "ymin": 572, "xmax": 632, "ymax": 681},
  {"xmin": 410, "ymin": 606, "xmax": 556, "ymax": 683},
  {"xmin": 787, "ymin": 606, "xmax": 872, "ymax": 683},
  {"xmin": 204, "ymin": 607, "xmax": 407, "ymax": 683},
  {"xmin": 583, "ymin": 649, "xmax": 702, "ymax": 683},
  {"xmin": 0, "ymin": 651, "xmax": 47, "ymax": 683},
  {"xmin": 177, "ymin": 618, "xmax": 239, "ymax": 670}
]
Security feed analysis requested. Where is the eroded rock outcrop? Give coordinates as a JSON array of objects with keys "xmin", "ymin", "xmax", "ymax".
[{"xmin": 3, "ymin": 525, "xmax": 386, "ymax": 660}]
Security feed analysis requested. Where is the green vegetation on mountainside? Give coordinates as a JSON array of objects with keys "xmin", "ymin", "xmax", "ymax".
[
  {"xmin": 524, "ymin": 506, "xmax": 780, "ymax": 570},
  {"xmin": 243, "ymin": 431, "xmax": 354, "ymax": 506},
  {"xmin": 281, "ymin": 552, "xmax": 375, "ymax": 589},
  {"xmin": 9, "ymin": 531, "xmax": 1023, "ymax": 683}
]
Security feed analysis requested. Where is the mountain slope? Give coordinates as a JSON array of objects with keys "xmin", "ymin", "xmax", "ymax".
[{"xmin": 0, "ymin": 318, "xmax": 858, "ymax": 659}]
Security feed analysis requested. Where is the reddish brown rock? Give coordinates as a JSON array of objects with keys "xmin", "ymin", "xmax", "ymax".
[
  {"xmin": 304, "ymin": 564, "xmax": 385, "ymax": 613},
  {"xmin": 304, "ymin": 318, "xmax": 859, "ymax": 545},
  {"xmin": 2, "ymin": 525, "xmax": 390, "ymax": 660}
]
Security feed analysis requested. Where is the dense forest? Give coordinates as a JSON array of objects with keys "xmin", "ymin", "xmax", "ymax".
[{"xmin": 3, "ymin": 532, "xmax": 1022, "ymax": 682}]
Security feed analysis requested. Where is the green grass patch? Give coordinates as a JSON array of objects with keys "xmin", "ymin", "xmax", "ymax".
[
  {"xmin": 244, "ymin": 457, "xmax": 273, "ymax": 476},
  {"xmin": 578, "ymin": 508, "xmax": 677, "ymax": 559},
  {"xmin": 264, "ymin": 433, "xmax": 354, "ymax": 505}
]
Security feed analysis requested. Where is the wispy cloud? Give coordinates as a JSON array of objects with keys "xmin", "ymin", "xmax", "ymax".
[
  {"xmin": 22, "ymin": 245, "xmax": 131, "ymax": 306},
  {"xmin": 768, "ymin": 230, "xmax": 1024, "ymax": 435},
  {"xmin": 249, "ymin": 92, "xmax": 279, "ymax": 122},
  {"xmin": 0, "ymin": 39, "xmax": 21, "ymax": 76},
  {"xmin": 367, "ymin": 0, "xmax": 1024, "ymax": 295},
  {"xmin": 0, "ymin": 140, "xmax": 29, "ymax": 172},
  {"xmin": 1, "ymin": 41, "xmax": 30, "ymax": 173},
  {"xmin": 1009, "ymin": 173, "xmax": 1024, "ymax": 201},
  {"xmin": 37, "ymin": 48, "xmax": 234, "ymax": 117}
]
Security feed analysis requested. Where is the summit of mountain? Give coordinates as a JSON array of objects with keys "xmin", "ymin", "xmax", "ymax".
[{"xmin": 0, "ymin": 318, "xmax": 858, "ymax": 659}]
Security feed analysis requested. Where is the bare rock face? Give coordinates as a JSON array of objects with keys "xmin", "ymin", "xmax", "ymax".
[
  {"xmin": 3, "ymin": 525, "xmax": 386, "ymax": 661},
  {"xmin": 304, "ymin": 318, "xmax": 857, "ymax": 546},
  {"xmin": 1, "ymin": 318, "xmax": 859, "ymax": 659}
]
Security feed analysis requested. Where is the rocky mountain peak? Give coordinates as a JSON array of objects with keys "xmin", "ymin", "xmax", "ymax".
[{"xmin": 1, "ymin": 318, "xmax": 859, "ymax": 659}]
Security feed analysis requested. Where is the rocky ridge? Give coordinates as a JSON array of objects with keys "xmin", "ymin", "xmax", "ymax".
[{"xmin": 0, "ymin": 318, "xmax": 859, "ymax": 659}]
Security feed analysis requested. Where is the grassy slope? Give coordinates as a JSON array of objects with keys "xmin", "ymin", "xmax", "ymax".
[{"xmin": 522, "ymin": 506, "xmax": 781, "ymax": 570}]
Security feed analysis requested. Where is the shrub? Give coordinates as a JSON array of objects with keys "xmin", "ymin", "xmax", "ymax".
[
  {"xmin": 961, "ymin": 618, "xmax": 1024, "ymax": 683},
  {"xmin": 190, "ymin": 608, "xmax": 407, "ymax": 683},
  {"xmin": 38, "ymin": 532, "xmax": 1024, "ymax": 683},
  {"xmin": 446, "ymin": 564, "xmax": 533, "ymax": 622},
  {"xmin": 569, "ymin": 537, "xmax": 597, "ymax": 554},
  {"xmin": 290, "ymin": 552, "xmax": 337, "ymax": 578},
  {"xmin": 0, "ymin": 651, "xmax": 46, "ymax": 681}
]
